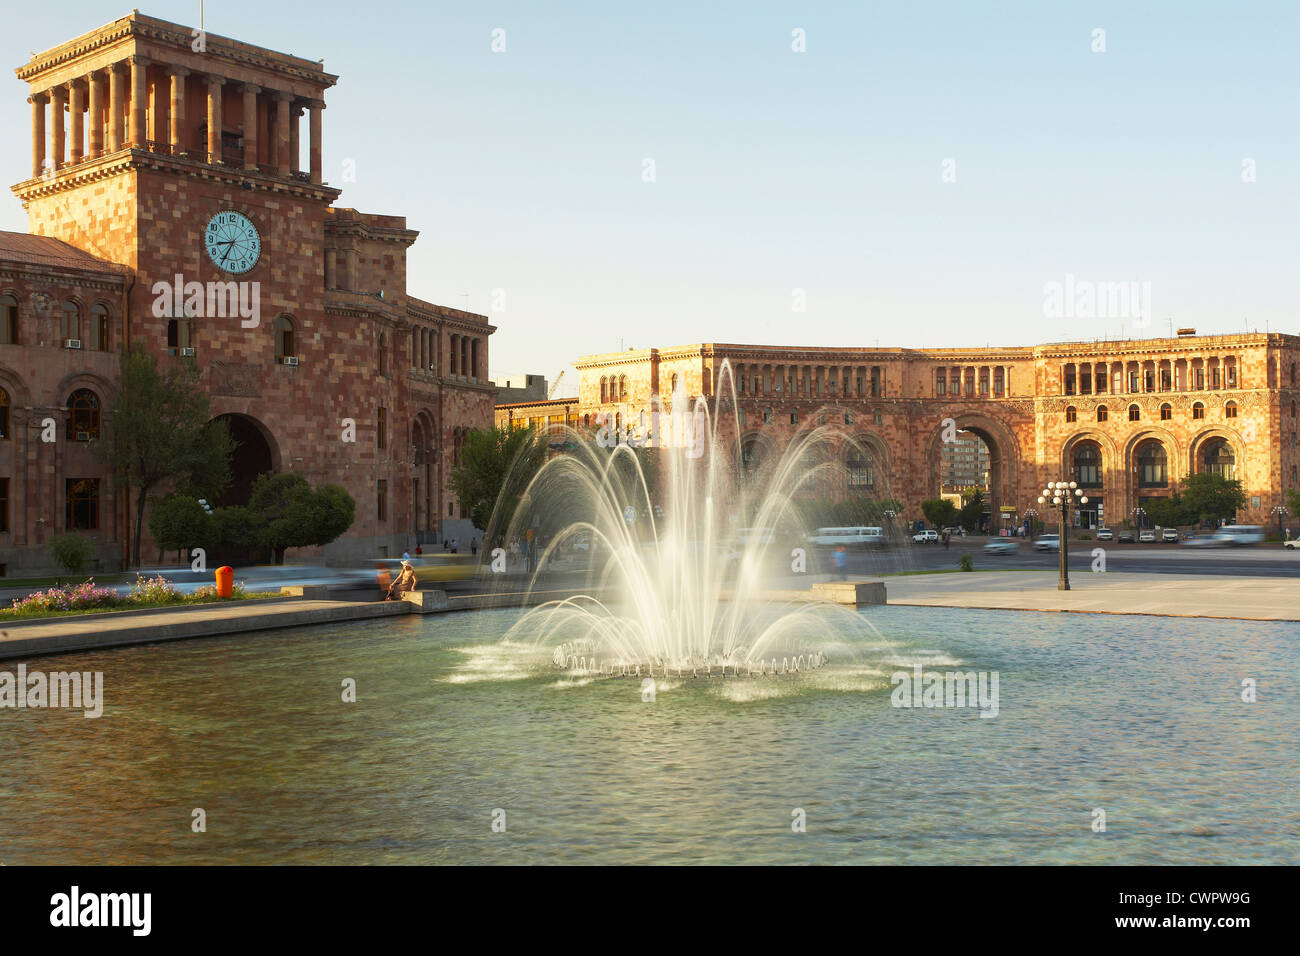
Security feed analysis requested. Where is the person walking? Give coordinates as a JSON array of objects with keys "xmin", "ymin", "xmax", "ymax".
[
  {"xmin": 832, "ymin": 545, "xmax": 848, "ymax": 581},
  {"xmin": 942, "ymin": 531, "xmax": 950, "ymax": 550},
  {"xmin": 471, "ymin": 538, "xmax": 478, "ymax": 556},
  {"xmin": 450, "ymin": 538, "xmax": 458, "ymax": 554}
]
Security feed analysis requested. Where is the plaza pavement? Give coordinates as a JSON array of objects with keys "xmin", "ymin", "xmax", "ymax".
[{"xmin": 881, "ymin": 569, "xmax": 1300, "ymax": 621}]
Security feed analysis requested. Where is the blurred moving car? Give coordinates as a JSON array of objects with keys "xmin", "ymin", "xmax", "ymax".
[
  {"xmin": 1033, "ymin": 534, "xmax": 1060, "ymax": 552},
  {"xmin": 1211, "ymin": 524, "xmax": 1264, "ymax": 546},
  {"xmin": 912, "ymin": 529, "xmax": 939, "ymax": 543},
  {"xmin": 374, "ymin": 554, "xmax": 477, "ymax": 591},
  {"xmin": 1138, "ymin": 529, "xmax": 1156, "ymax": 543},
  {"xmin": 1117, "ymin": 531, "xmax": 1136, "ymax": 544},
  {"xmin": 983, "ymin": 539, "xmax": 1019, "ymax": 554},
  {"xmin": 1181, "ymin": 533, "xmax": 1219, "ymax": 547},
  {"xmin": 1160, "ymin": 528, "xmax": 1179, "ymax": 543},
  {"xmin": 808, "ymin": 526, "xmax": 885, "ymax": 548},
  {"xmin": 1095, "ymin": 528, "xmax": 1114, "ymax": 541}
]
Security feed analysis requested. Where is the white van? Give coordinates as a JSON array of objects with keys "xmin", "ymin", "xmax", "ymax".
[
  {"xmin": 809, "ymin": 526, "xmax": 885, "ymax": 548},
  {"xmin": 1212, "ymin": 524, "xmax": 1264, "ymax": 546}
]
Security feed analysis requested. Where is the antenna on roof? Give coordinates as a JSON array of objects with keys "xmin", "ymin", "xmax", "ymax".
[{"xmin": 200, "ymin": 0, "xmax": 204, "ymax": 35}]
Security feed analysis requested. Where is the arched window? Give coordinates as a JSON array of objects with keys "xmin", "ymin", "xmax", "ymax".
[
  {"xmin": 1136, "ymin": 440, "xmax": 1167, "ymax": 488},
  {"xmin": 846, "ymin": 445, "xmax": 873, "ymax": 491},
  {"xmin": 1193, "ymin": 402, "xmax": 1205, "ymax": 420},
  {"xmin": 1128, "ymin": 404, "xmax": 1141, "ymax": 422},
  {"xmin": 68, "ymin": 388, "xmax": 100, "ymax": 440},
  {"xmin": 670, "ymin": 373, "xmax": 678, "ymax": 394},
  {"xmin": 1203, "ymin": 439, "xmax": 1235, "ymax": 479},
  {"xmin": 89, "ymin": 303, "xmax": 110, "ymax": 351},
  {"xmin": 1096, "ymin": 405, "xmax": 1108, "ymax": 422},
  {"xmin": 378, "ymin": 333, "xmax": 388, "ymax": 376},
  {"xmin": 0, "ymin": 386, "xmax": 9, "ymax": 440},
  {"xmin": 1225, "ymin": 400, "xmax": 1238, "ymax": 419},
  {"xmin": 1073, "ymin": 442, "xmax": 1102, "ymax": 488},
  {"xmin": 0, "ymin": 293, "xmax": 17, "ymax": 344},
  {"xmin": 1065, "ymin": 405, "xmax": 1077, "ymax": 423},
  {"xmin": 873, "ymin": 408, "xmax": 883, "ymax": 426},
  {"xmin": 619, "ymin": 376, "xmax": 628, "ymax": 401},
  {"xmin": 274, "ymin": 316, "xmax": 295, "ymax": 363},
  {"xmin": 1160, "ymin": 402, "xmax": 1172, "ymax": 421},
  {"xmin": 741, "ymin": 439, "xmax": 762, "ymax": 480},
  {"xmin": 61, "ymin": 300, "xmax": 81, "ymax": 343},
  {"xmin": 377, "ymin": 406, "xmax": 387, "ymax": 449},
  {"xmin": 600, "ymin": 377, "xmax": 608, "ymax": 403}
]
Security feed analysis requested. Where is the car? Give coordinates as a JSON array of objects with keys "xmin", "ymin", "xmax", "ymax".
[
  {"xmin": 1161, "ymin": 528, "xmax": 1179, "ymax": 543},
  {"xmin": 941, "ymin": 527, "xmax": 966, "ymax": 538},
  {"xmin": 1285, "ymin": 538, "xmax": 1300, "ymax": 550},
  {"xmin": 1095, "ymin": 528, "xmax": 1114, "ymax": 541},
  {"xmin": 913, "ymin": 529, "xmax": 939, "ymax": 543},
  {"xmin": 1033, "ymin": 534, "xmax": 1060, "ymax": 552},
  {"xmin": 1212, "ymin": 524, "xmax": 1265, "ymax": 546},
  {"xmin": 1182, "ymin": 533, "xmax": 1220, "ymax": 548},
  {"xmin": 1138, "ymin": 529, "xmax": 1156, "ymax": 543},
  {"xmin": 983, "ymin": 539, "xmax": 1019, "ymax": 554},
  {"xmin": 1117, "ymin": 531, "xmax": 1136, "ymax": 544},
  {"xmin": 808, "ymin": 526, "xmax": 885, "ymax": 548}
]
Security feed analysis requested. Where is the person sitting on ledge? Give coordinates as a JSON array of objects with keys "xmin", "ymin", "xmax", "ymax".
[{"xmin": 386, "ymin": 560, "xmax": 418, "ymax": 601}]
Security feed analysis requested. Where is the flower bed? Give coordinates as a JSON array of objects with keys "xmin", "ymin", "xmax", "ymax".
[{"xmin": 5, "ymin": 575, "xmax": 254, "ymax": 620}]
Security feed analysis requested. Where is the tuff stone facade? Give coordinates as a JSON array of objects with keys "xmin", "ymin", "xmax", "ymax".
[
  {"xmin": 576, "ymin": 336, "xmax": 1298, "ymax": 531},
  {"xmin": 0, "ymin": 12, "xmax": 493, "ymax": 573}
]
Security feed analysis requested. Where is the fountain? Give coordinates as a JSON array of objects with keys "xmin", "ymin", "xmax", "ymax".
[{"xmin": 489, "ymin": 362, "xmax": 898, "ymax": 678}]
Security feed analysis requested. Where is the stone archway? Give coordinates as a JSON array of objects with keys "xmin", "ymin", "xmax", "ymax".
[
  {"xmin": 926, "ymin": 414, "xmax": 1021, "ymax": 531},
  {"xmin": 212, "ymin": 413, "xmax": 278, "ymax": 507}
]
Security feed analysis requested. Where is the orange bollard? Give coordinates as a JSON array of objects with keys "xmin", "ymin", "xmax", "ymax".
[{"xmin": 215, "ymin": 566, "xmax": 234, "ymax": 598}]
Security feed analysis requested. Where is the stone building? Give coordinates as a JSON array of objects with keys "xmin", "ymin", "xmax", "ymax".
[
  {"xmin": 494, "ymin": 397, "xmax": 581, "ymax": 433},
  {"xmin": 575, "ymin": 334, "xmax": 1298, "ymax": 532},
  {"xmin": 0, "ymin": 12, "xmax": 494, "ymax": 573}
]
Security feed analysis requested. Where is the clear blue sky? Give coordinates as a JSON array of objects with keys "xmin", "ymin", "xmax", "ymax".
[{"xmin": 3, "ymin": 1, "xmax": 1297, "ymax": 396}]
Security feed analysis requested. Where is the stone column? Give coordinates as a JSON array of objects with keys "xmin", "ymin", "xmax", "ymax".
[
  {"xmin": 68, "ymin": 79, "xmax": 85, "ymax": 164},
  {"xmin": 206, "ymin": 75, "xmax": 225, "ymax": 163},
  {"xmin": 169, "ymin": 68, "xmax": 189, "ymax": 155},
  {"xmin": 108, "ymin": 62, "xmax": 125, "ymax": 152},
  {"xmin": 324, "ymin": 246, "xmax": 336, "ymax": 289},
  {"xmin": 30, "ymin": 92, "xmax": 47, "ymax": 178},
  {"xmin": 149, "ymin": 69, "xmax": 168, "ymax": 148},
  {"xmin": 129, "ymin": 56, "xmax": 148, "ymax": 147},
  {"xmin": 242, "ymin": 84, "xmax": 260, "ymax": 169},
  {"xmin": 309, "ymin": 99, "xmax": 323, "ymax": 184},
  {"xmin": 288, "ymin": 102, "xmax": 301, "ymax": 173},
  {"xmin": 274, "ymin": 92, "xmax": 291, "ymax": 176},
  {"xmin": 88, "ymin": 72, "xmax": 104, "ymax": 158},
  {"xmin": 50, "ymin": 85, "xmax": 67, "ymax": 171}
]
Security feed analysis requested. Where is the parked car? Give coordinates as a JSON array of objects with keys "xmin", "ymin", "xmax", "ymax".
[
  {"xmin": 913, "ymin": 529, "xmax": 939, "ymax": 543},
  {"xmin": 1284, "ymin": 537, "xmax": 1300, "ymax": 550},
  {"xmin": 1138, "ymin": 529, "xmax": 1156, "ymax": 543},
  {"xmin": 983, "ymin": 539, "xmax": 1019, "ymax": 554},
  {"xmin": 1095, "ymin": 528, "xmax": 1114, "ymax": 541},
  {"xmin": 1212, "ymin": 524, "xmax": 1264, "ymax": 546},
  {"xmin": 1033, "ymin": 534, "xmax": 1060, "ymax": 552},
  {"xmin": 1160, "ymin": 528, "xmax": 1179, "ymax": 543},
  {"xmin": 1117, "ymin": 531, "xmax": 1136, "ymax": 544}
]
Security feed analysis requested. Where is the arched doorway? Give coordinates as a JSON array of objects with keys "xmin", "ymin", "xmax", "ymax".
[
  {"xmin": 212, "ymin": 413, "xmax": 277, "ymax": 507},
  {"xmin": 1201, "ymin": 439, "xmax": 1236, "ymax": 479},
  {"xmin": 928, "ymin": 418, "xmax": 1016, "ymax": 534}
]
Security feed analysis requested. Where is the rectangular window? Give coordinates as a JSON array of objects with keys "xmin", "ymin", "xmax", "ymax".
[
  {"xmin": 1128, "ymin": 371, "xmax": 1139, "ymax": 392},
  {"xmin": 0, "ymin": 298, "xmax": 17, "ymax": 344},
  {"xmin": 1159, "ymin": 369, "xmax": 1171, "ymax": 391},
  {"xmin": 0, "ymin": 477, "xmax": 8, "ymax": 532},
  {"xmin": 65, "ymin": 478, "xmax": 99, "ymax": 531},
  {"xmin": 0, "ymin": 401, "xmax": 8, "ymax": 440},
  {"xmin": 377, "ymin": 479, "xmax": 388, "ymax": 521},
  {"xmin": 377, "ymin": 407, "xmax": 387, "ymax": 449},
  {"xmin": 1211, "ymin": 367, "xmax": 1221, "ymax": 389},
  {"xmin": 935, "ymin": 370, "xmax": 946, "ymax": 396}
]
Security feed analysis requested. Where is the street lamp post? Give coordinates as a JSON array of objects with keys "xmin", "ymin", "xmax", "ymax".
[
  {"xmin": 1039, "ymin": 481, "xmax": 1087, "ymax": 591},
  {"xmin": 1271, "ymin": 504, "xmax": 1289, "ymax": 541},
  {"xmin": 1131, "ymin": 507, "xmax": 1146, "ymax": 533}
]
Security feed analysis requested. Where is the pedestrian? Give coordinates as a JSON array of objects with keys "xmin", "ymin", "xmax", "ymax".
[
  {"xmin": 414, "ymin": 544, "xmax": 423, "ymax": 557},
  {"xmin": 450, "ymin": 538, "xmax": 458, "ymax": 554},
  {"xmin": 386, "ymin": 560, "xmax": 418, "ymax": 601},
  {"xmin": 471, "ymin": 538, "xmax": 478, "ymax": 556},
  {"xmin": 833, "ymin": 545, "xmax": 848, "ymax": 581},
  {"xmin": 402, "ymin": 549, "xmax": 411, "ymax": 560},
  {"xmin": 942, "ymin": 531, "xmax": 950, "ymax": 550}
]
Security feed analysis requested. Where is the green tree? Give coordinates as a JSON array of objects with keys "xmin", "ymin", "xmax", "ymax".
[
  {"xmin": 1145, "ymin": 494, "xmax": 1191, "ymax": 529},
  {"xmin": 148, "ymin": 495, "xmax": 215, "ymax": 563},
  {"xmin": 921, "ymin": 497, "xmax": 958, "ymax": 529},
  {"xmin": 212, "ymin": 506, "xmax": 261, "ymax": 562},
  {"xmin": 97, "ymin": 346, "xmax": 234, "ymax": 568},
  {"xmin": 449, "ymin": 425, "xmax": 549, "ymax": 533},
  {"xmin": 48, "ymin": 533, "xmax": 97, "ymax": 575},
  {"xmin": 1179, "ymin": 472, "xmax": 1245, "ymax": 526},
  {"xmin": 247, "ymin": 472, "xmax": 356, "ymax": 564},
  {"xmin": 958, "ymin": 487, "xmax": 986, "ymax": 533}
]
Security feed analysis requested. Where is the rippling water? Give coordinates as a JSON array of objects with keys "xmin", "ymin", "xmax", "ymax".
[{"xmin": 2, "ymin": 606, "xmax": 1296, "ymax": 864}]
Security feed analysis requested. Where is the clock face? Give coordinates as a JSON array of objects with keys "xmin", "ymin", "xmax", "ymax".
[{"xmin": 204, "ymin": 211, "xmax": 261, "ymax": 275}]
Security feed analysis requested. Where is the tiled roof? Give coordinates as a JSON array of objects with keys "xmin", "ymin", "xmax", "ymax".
[{"xmin": 0, "ymin": 231, "xmax": 128, "ymax": 278}]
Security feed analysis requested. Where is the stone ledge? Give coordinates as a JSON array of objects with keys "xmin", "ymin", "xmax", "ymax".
[{"xmin": 810, "ymin": 580, "xmax": 888, "ymax": 606}]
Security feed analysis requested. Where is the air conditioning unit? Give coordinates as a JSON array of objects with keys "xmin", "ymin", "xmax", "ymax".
[
  {"xmin": 283, "ymin": 356, "xmax": 300, "ymax": 366},
  {"xmin": 76, "ymin": 431, "xmax": 91, "ymax": 441},
  {"xmin": 181, "ymin": 347, "xmax": 196, "ymax": 357},
  {"xmin": 65, "ymin": 339, "xmax": 82, "ymax": 349}
]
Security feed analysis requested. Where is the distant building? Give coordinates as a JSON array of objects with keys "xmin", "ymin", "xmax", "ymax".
[
  {"xmin": 941, "ymin": 432, "xmax": 991, "ymax": 492},
  {"xmin": 494, "ymin": 397, "xmax": 581, "ymax": 435},
  {"xmin": 492, "ymin": 374, "xmax": 548, "ymax": 404}
]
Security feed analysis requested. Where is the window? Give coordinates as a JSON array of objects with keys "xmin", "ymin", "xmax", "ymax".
[
  {"xmin": 600, "ymin": 377, "xmax": 608, "ymax": 403},
  {"xmin": 377, "ymin": 407, "xmax": 387, "ymax": 449},
  {"xmin": 737, "ymin": 408, "xmax": 746, "ymax": 428},
  {"xmin": 66, "ymin": 477, "xmax": 99, "ymax": 530},
  {"xmin": 935, "ymin": 369, "xmax": 947, "ymax": 396},
  {"xmin": 1065, "ymin": 406, "xmax": 1077, "ymax": 423},
  {"xmin": 1160, "ymin": 403, "xmax": 1172, "ymax": 421},
  {"xmin": 67, "ymin": 389, "xmax": 100, "ymax": 440},
  {"xmin": 0, "ymin": 387, "xmax": 8, "ymax": 439},
  {"xmin": 1128, "ymin": 370, "xmax": 1139, "ymax": 392},
  {"xmin": 1064, "ymin": 368, "xmax": 1076, "ymax": 395},
  {"xmin": 1159, "ymin": 369, "xmax": 1171, "ymax": 391},
  {"xmin": 0, "ymin": 477, "xmax": 8, "ymax": 533},
  {"xmin": 846, "ymin": 447, "xmax": 873, "ymax": 490},
  {"xmin": 167, "ymin": 316, "xmax": 192, "ymax": 352},
  {"xmin": 741, "ymin": 440, "xmax": 761, "ymax": 479},
  {"xmin": 789, "ymin": 410, "xmax": 798, "ymax": 425},
  {"xmin": 1128, "ymin": 404, "xmax": 1140, "ymax": 422},
  {"xmin": 1074, "ymin": 443, "xmax": 1102, "ymax": 488},
  {"xmin": 873, "ymin": 408, "xmax": 883, "ymax": 426},
  {"xmin": 619, "ymin": 376, "xmax": 628, "ymax": 401},
  {"xmin": 1211, "ymin": 366, "xmax": 1221, "ymax": 389},
  {"xmin": 377, "ymin": 479, "xmax": 387, "ymax": 521},
  {"xmin": 1136, "ymin": 441, "xmax": 1168, "ymax": 488},
  {"xmin": 1225, "ymin": 401, "xmax": 1237, "ymax": 419},
  {"xmin": 844, "ymin": 410, "xmax": 854, "ymax": 425},
  {"xmin": 670, "ymin": 373, "xmax": 679, "ymax": 394},
  {"xmin": 763, "ymin": 407, "xmax": 772, "ymax": 425},
  {"xmin": 1203, "ymin": 440, "xmax": 1235, "ymax": 479},
  {"xmin": 89, "ymin": 304, "xmax": 110, "ymax": 351},
  {"xmin": 1227, "ymin": 364, "xmax": 1237, "ymax": 388},
  {"xmin": 816, "ymin": 412, "xmax": 826, "ymax": 426},
  {"xmin": 1192, "ymin": 402, "xmax": 1205, "ymax": 420},
  {"xmin": 1144, "ymin": 369, "xmax": 1155, "ymax": 392},
  {"xmin": 378, "ymin": 333, "xmax": 387, "ymax": 375},
  {"xmin": 274, "ymin": 316, "xmax": 295, "ymax": 362},
  {"xmin": 60, "ymin": 300, "xmax": 81, "ymax": 342},
  {"xmin": 1096, "ymin": 405, "xmax": 1108, "ymax": 423},
  {"xmin": 0, "ymin": 293, "xmax": 17, "ymax": 344}
]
